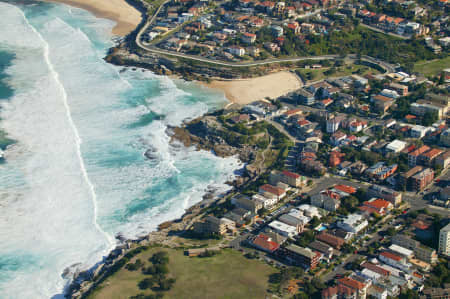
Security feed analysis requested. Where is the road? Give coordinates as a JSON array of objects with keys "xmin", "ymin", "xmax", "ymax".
[
  {"xmin": 267, "ymin": 119, "xmax": 299, "ymax": 143},
  {"xmin": 359, "ymin": 23, "xmax": 409, "ymax": 40},
  {"xmin": 134, "ymin": 2, "xmax": 396, "ymax": 72}
]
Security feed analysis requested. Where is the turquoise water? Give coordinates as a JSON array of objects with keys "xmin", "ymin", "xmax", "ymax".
[
  {"xmin": 0, "ymin": 50, "xmax": 14, "ymax": 100},
  {"xmin": 0, "ymin": 2, "xmax": 240, "ymax": 298}
]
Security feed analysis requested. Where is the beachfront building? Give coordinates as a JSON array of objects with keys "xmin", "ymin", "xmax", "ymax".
[{"xmin": 193, "ymin": 215, "xmax": 236, "ymax": 236}]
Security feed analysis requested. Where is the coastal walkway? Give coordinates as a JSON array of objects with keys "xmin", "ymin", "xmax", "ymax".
[{"xmin": 134, "ymin": 2, "xmax": 396, "ymax": 73}]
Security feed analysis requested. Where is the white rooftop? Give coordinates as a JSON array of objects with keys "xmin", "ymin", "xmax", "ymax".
[
  {"xmin": 389, "ymin": 244, "xmax": 414, "ymax": 257},
  {"xmin": 386, "ymin": 140, "xmax": 407, "ymax": 152},
  {"xmin": 269, "ymin": 220, "xmax": 297, "ymax": 233}
]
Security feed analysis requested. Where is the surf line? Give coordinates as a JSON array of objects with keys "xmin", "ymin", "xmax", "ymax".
[{"xmin": 19, "ymin": 10, "xmax": 115, "ymax": 248}]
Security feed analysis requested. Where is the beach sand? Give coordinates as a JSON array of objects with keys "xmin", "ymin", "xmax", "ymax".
[
  {"xmin": 206, "ymin": 71, "xmax": 303, "ymax": 105},
  {"xmin": 41, "ymin": 0, "xmax": 142, "ymax": 36}
]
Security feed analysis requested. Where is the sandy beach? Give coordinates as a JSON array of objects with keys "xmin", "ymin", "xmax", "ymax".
[
  {"xmin": 206, "ymin": 71, "xmax": 303, "ymax": 105},
  {"xmin": 41, "ymin": 0, "xmax": 142, "ymax": 35}
]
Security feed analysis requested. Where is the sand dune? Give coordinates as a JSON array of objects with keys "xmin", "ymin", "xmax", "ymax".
[{"xmin": 41, "ymin": 0, "xmax": 142, "ymax": 35}]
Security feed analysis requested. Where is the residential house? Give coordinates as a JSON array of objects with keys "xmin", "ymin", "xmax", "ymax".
[
  {"xmin": 438, "ymin": 223, "xmax": 450, "ymax": 256},
  {"xmin": 398, "ymin": 166, "xmax": 423, "ymax": 190},
  {"xmin": 385, "ymin": 140, "xmax": 407, "ymax": 153},
  {"xmin": 435, "ymin": 151, "xmax": 450, "ymax": 168},
  {"xmin": 299, "ymin": 158, "xmax": 326, "ymax": 175},
  {"xmin": 194, "ymin": 216, "xmax": 236, "ymax": 235},
  {"xmin": 365, "ymin": 162, "xmax": 398, "ymax": 180},
  {"xmin": 361, "ymin": 262, "xmax": 391, "ymax": 277},
  {"xmin": 259, "ymin": 184, "xmax": 286, "ymax": 200},
  {"xmin": 367, "ymin": 184, "xmax": 402, "ymax": 206},
  {"xmin": 337, "ymin": 214, "xmax": 368, "ymax": 233},
  {"xmin": 359, "ymin": 198, "xmax": 393, "ymax": 215},
  {"xmin": 440, "ymin": 128, "xmax": 450, "ymax": 147},
  {"xmin": 410, "ymin": 168, "xmax": 434, "ymax": 191},
  {"xmin": 330, "ymin": 131, "xmax": 347, "ymax": 146},
  {"xmin": 297, "ymin": 88, "xmax": 315, "ymax": 105},
  {"xmin": 241, "ymin": 32, "xmax": 256, "ymax": 44},
  {"xmin": 278, "ymin": 214, "xmax": 305, "ymax": 233},
  {"xmin": 284, "ymin": 244, "xmax": 320, "ymax": 269},
  {"xmin": 232, "ymin": 194, "xmax": 262, "ymax": 214},
  {"xmin": 268, "ymin": 220, "xmax": 298, "ymax": 238},
  {"xmin": 389, "ymin": 83, "xmax": 408, "ymax": 96},
  {"xmin": 379, "ymin": 251, "xmax": 411, "ymax": 271},
  {"xmin": 408, "ymin": 145, "xmax": 430, "ymax": 167},
  {"xmin": 372, "ymin": 95, "xmax": 394, "ymax": 113},
  {"xmin": 338, "ymin": 277, "xmax": 368, "ymax": 299},
  {"xmin": 251, "ymin": 233, "xmax": 280, "ymax": 253},
  {"xmin": 410, "ymin": 125, "xmax": 431, "ymax": 139},
  {"xmin": 230, "ymin": 114, "xmax": 250, "ymax": 123},
  {"xmin": 252, "ymin": 194, "xmax": 278, "ymax": 208},
  {"xmin": 419, "ymin": 148, "xmax": 443, "ymax": 166},
  {"xmin": 308, "ymin": 241, "xmax": 334, "ymax": 259},
  {"xmin": 269, "ymin": 170, "xmax": 305, "ymax": 188},
  {"xmin": 327, "ymin": 117, "xmax": 341, "ymax": 133},
  {"xmin": 311, "ymin": 191, "xmax": 340, "ymax": 212},
  {"xmin": 229, "ymin": 45, "xmax": 245, "ymax": 56},
  {"xmin": 317, "ymin": 232, "xmax": 345, "ymax": 249}
]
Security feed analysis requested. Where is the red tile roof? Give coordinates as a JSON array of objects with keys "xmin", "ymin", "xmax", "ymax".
[
  {"xmin": 409, "ymin": 145, "xmax": 430, "ymax": 157},
  {"xmin": 338, "ymin": 277, "xmax": 366, "ymax": 290},
  {"xmin": 364, "ymin": 198, "xmax": 391, "ymax": 210},
  {"xmin": 298, "ymin": 119, "xmax": 310, "ymax": 126},
  {"xmin": 361, "ymin": 262, "xmax": 390, "ymax": 276},
  {"xmin": 284, "ymin": 108, "xmax": 302, "ymax": 116},
  {"xmin": 412, "ymin": 220, "xmax": 431, "ymax": 230},
  {"xmin": 253, "ymin": 234, "xmax": 280, "ymax": 252},
  {"xmin": 260, "ymin": 184, "xmax": 285, "ymax": 196},
  {"xmin": 380, "ymin": 251, "xmax": 402, "ymax": 261},
  {"xmin": 421, "ymin": 148, "xmax": 443, "ymax": 159},
  {"xmin": 322, "ymin": 286, "xmax": 338, "ymax": 298},
  {"xmin": 334, "ymin": 184, "xmax": 356, "ymax": 194},
  {"xmin": 282, "ymin": 170, "xmax": 300, "ymax": 179},
  {"xmin": 317, "ymin": 232, "xmax": 345, "ymax": 249},
  {"xmin": 373, "ymin": 95, "xmax": 393, "ymax": 102}
]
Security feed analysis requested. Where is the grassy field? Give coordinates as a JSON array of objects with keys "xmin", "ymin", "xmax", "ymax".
[
  {"xmin": 88, "ymin": 248, "xmax": 277, "ymax": 299},
  {"xmin": 413, "ymin": 56, "xmax": 450, "ymax": 76}
]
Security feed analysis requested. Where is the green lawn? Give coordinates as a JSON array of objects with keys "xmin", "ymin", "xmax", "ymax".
[
  {"xmin": 413, "ymin": 56, "xmax": 450, "ymax": 76},
  {"xmin": 89, "ymin": 248, "xmax": 277, "ymax": 299}
]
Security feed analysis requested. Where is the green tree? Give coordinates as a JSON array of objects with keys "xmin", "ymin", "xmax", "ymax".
[{"xmin": 422, "ymin": 111, "xmax": 438, "ymax": 126}]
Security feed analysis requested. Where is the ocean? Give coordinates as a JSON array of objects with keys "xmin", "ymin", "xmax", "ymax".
[{"xmin": 0, "ymin": 2, "xmax": 241, "ymax": 298}]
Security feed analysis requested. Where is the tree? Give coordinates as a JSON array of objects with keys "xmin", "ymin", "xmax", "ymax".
[
  {"xmin": 310, "ymin": 216, "xmax": 321, "ymax": 228},
  {"xmin": 150, "ymin": 251, "xmax": 169, "ymax": 265},
  {"xmin": 422, "ymin": 111, "xmax": 438, "ymax": 126},
  {"xmin": 386, "ymin": 227, "xmax": 396, "ymax": 236},
  {"xmin": 138, "ymin": 278, "xmax": 153, "ymax": 290},
  {"xmin": 158, "ymin": 278, "xmax": 176, "ymax": 291}
]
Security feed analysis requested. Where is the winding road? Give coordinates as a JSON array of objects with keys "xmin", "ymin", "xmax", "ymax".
[{"xmin": 134, "ymin": 1, "xmax": 396, "ymax": 73}]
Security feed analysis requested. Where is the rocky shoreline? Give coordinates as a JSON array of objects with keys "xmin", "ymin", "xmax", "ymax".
[
  {"xmin": 63, "ymin": 0, "xmax": 266, "ymax": 295},
  {"xmin": 65, "ymin": 107, "xmax": 264, "ymax": 298}
]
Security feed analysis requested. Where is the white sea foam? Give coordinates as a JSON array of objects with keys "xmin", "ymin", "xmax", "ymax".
[{"xmin": 0, "ymin": 2, "xmax": 241, "ymax": 298}]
